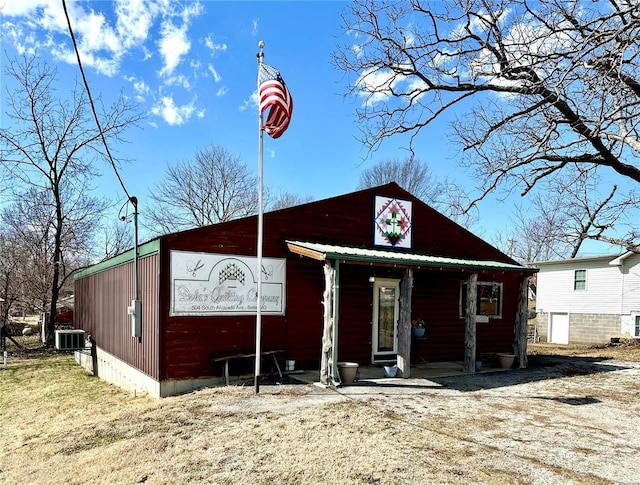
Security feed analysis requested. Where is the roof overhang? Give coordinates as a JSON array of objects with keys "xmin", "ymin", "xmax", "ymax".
[{"xmin": 286, "ymin": 240, "xmax": 537, "ymax": 274}]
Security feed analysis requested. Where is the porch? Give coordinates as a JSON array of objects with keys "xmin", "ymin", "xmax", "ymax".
[{"xmin": 294, "ymin": 359, "xmax": 514, "ymax": 387}]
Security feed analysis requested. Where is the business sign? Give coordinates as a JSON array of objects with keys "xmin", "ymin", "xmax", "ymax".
[
  {"xmin": 374, "ymin": 196, "xmax": 413, "ymax": 248},
  {"xmin": 170, "ymin": 251, "xmax": 286, "ymax": 316}
]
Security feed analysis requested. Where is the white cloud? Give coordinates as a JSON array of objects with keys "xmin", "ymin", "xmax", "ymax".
[
  {"xmin": 1, "ymin": 0, "xmax": 164, "ymax": 77},
  {"xmin": 208, "ymin": 64, "xmax": 222, "ymax": 82},
  {"xmin": 216, "ymin": 86, "xmax": 228, "ymax": 97},
  {"xmin": 356, "ymin": 67, "xmax": 399, "ymax": 106},
  {"xmin": 204, "ymin": 36, "xmax": 227, "ymax": 55},
  {"xmin": 115, "ymin": 0, "xmax": 159, "ymax": 49},
  {"xmin": 151, "ymin": 95, "xmax": 197, "ymax": 126},
  {"xmin": 164, "ymin": 74, "xmax": 191, "ymax": 89},
  {"xmin": 239, "ymin": 91, "xmax": 259, "ymax": 112},
  {"xmin": 158, "ymin": 20, "xmax": 190, "ymax": 77},
  {"xmin": 252, "ymin": 19, "xmax": 259, "ymax": 36}
]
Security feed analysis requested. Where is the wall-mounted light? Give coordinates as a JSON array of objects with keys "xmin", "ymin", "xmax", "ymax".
[{"xmin": 368, "ymin": 276, "xmax": 376, "ymax": 283}]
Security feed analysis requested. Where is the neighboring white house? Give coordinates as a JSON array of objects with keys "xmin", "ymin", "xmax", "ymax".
[{"xmin": 531, "ymin": 252, "xmax": 640, "ymax": 345}]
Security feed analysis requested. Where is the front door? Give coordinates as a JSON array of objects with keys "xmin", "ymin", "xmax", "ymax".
[{"xmin": 372, "ymin": 278, "xmax": 399, "ymax": 362}]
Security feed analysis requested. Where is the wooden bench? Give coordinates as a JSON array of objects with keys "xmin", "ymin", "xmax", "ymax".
[{"xmin": 212, "ymin": 350, "xmax": 283, "ymax": 385}]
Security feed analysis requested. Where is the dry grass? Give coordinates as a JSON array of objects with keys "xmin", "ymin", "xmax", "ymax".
[
  {"xmin": 1, "ymin": 338, "xmax": 639, "ymax": 484},
  {"xmin": 528, "ymin": 339, "xmax": 640, "ymax": 361}
]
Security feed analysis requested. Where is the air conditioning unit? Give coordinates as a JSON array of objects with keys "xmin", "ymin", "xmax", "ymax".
[{"xmin": 55, "ymin": 329, "xmax": 86, "ymax": 351}]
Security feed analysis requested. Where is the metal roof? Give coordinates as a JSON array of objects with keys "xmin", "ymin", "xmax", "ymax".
[
  {"xmin": 74, "ymin": 239, "xmax": 160, "ymax": 279},
  {"xmin": 286, "ymin": 240, "xmax": 536, "ymax": 273}
]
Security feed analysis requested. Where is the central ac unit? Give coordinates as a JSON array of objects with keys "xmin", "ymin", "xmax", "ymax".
[{"xmin": 55, "ymin": 329, "xmax": 86, "ymax": 351}]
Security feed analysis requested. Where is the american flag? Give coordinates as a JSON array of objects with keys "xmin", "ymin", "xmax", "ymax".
[{"xmin": 258, "ymin": 63, "xmax": 293, "ymax": 139}]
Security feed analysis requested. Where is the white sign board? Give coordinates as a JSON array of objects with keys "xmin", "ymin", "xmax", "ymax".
[{"xmin": 170, "ymin": 251, "xmax": 286, "ymax": 316}]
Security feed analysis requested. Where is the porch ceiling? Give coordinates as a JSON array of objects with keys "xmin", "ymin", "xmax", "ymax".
[{"xmin": 285, "ymin": 240, "xmax": 537, "ymax": 274}]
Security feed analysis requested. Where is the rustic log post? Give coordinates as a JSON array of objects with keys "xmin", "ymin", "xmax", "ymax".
[
  {"xmin": 397, "ymin": 268, "xmax": 413, "ymax": 378},
  {"xmin": 514, "ymin": 276, "xmax": 530, "ymax": 368},
  {"xmin": 320, "ymin": 262, "xmax": 335, "ymax": 385},
  {"xmin": 463, "ymin": 273, "xmax": 478, "ymax": 373}
]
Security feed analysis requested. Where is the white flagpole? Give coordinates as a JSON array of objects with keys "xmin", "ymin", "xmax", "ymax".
[{"xmin": 255, "ymin": 40, "xmax": 265, "ymax": 394}]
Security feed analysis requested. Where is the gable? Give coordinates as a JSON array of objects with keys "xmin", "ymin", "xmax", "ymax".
[{"xmin": 161, "ymin": 182, "xmax": 520, "ymax": 267}]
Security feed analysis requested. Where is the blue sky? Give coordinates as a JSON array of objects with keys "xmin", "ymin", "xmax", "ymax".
[
  {"xmin": 2, "ymin": 0, "xmax": 618, "ymax": 255},
  {"xmin": 1, "ymin": 1, "xmax": 471, "ymax": 222}
]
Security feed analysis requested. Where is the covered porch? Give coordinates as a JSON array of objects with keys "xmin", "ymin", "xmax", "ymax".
[{"xmin": 286, "ymin": 240, "xmax": 537, "ymax": 387}]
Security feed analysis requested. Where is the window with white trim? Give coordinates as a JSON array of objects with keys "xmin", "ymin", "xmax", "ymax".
[
  {"xmin": 574, "ymin": 269, "xmax": 586, "ymax": 290},
  {"xmin": 460, "ymin": 281, "xmax": 503, "ymax": 320},
  {"xmin": 634, "ymin": 315, "xmax": 640, "ymax": 338}
]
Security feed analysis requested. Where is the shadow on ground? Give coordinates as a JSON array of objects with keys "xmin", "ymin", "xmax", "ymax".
[{"xmin": 328, "ymin": 355, "xmax": 632, "ymax": 394}]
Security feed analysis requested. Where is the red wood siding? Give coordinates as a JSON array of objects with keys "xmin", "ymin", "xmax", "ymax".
[
  {"xmin": 74, "ymin": 254, "xmax": 160, "ymax": 379},
  {"xmin": 77, "ymin": 183, "xmax": 529, "ymax": 382}
]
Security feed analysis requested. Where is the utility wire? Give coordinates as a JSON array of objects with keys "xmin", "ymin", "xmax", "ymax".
[{"xmin": 61, "ymin": 0, "xmax": 132, "ymax": 201}]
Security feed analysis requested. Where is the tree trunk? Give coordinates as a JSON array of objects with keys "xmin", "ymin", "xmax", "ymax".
[
  {"xmin": 463, "ymin": 273, "xmax": 478, "ymax": 373},
  {"xmin": 514, "ymin": 276, "xmax": 530, "ymax": 368},
  {"xmin": 397, "ymin": 268, "xmax": 413, "ymax": 378},
  {"xmin": 46, "ymin": 187, "xmax": 64, "ymax": 346},
  {"xmin": 320, "ymin": 262, "xmax": 335, "ymax": 385}
]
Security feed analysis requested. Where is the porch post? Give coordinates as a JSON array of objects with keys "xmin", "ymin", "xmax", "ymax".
[
  {"xmin": 397, "ymin": 268, "xmax": 413, "ymax": 378},
  {"xmin": 513, "ymin": 275, "xmax": 530, "ymax": 369},
  {"xmin": 320, "ymin": 261, "xmax": 335, "ymax": 385},
  {"xmin": 463, "ymin": 273, "xmax": 478, "ymax": 373},
  {"xmin": 331, "ymin": 259, "xmax": 340, "ymax": 384}
]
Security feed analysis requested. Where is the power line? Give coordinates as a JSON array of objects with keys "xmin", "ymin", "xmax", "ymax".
[{"xmin": 60, "ymin": 0, "xmax": 132, "ymax": 202}]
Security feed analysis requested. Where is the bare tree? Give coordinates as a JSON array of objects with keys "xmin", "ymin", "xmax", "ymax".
[
  {"xmin": 0, "ymin": 229, "xmax": 28, "ymax": 347},
  {"xmin": 334, "ymin": 0, "xmax": 640, "ymax": 253},
  {"xmin": 145, "ymin": 145, "xmax": 259, "ymax": 235},
  {"xmin": 358, "ymin": 156, "xmax": 442, "ymax": 201},
  {"xmin": 494, "ymin": 168, "xmax": 640, "ymax": 262},
  {"xmin": 357, "ymin": 156, "xmax": 479, "ymax": 227},
  {"xmin": 266, "ymin": 191, "xmax": 314, "ymax": 211},
  {"xmin": 0, "ymin": 55, "xmax": 141, "ymax": 344}
]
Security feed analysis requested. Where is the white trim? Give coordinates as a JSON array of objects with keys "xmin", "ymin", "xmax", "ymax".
[{"xmin": 371, "ymin": 278, "xmax": 400, "ymax": 362}]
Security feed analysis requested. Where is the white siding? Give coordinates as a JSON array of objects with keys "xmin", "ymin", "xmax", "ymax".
[
  {"xmin": 536, "ymin": 258, "xmax": 623, "ymax": 315},
  {"xmin": 621, "ymin": 253, "xmax": 640, "ymax": 315}
]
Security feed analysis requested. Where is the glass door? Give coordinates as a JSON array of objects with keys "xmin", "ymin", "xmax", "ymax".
[{"xmin": 372, "ymin": 278, "xmax": 399, "ymax": 362}]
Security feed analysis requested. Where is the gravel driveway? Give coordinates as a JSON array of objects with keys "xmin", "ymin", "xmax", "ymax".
[{"xmin": 315, "ymin": 355, "xmax": 640, "ymax": 484}]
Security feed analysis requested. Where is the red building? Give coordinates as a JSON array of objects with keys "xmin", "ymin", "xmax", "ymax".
[{"xmin": 74, "ymin": 183, "xmax": 536, "ymax": 397}]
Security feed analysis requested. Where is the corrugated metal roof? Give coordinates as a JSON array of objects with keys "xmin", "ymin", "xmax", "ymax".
[{"xmin": 286, "ymin": 240, "xmax": 536, "ymax": 273}]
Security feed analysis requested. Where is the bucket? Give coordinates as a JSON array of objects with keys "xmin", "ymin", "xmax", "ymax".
[
  {"xmin": 412, "ymin": 327, "xmax": 426, "ymax": 338},
  {"xmin": 496, "ymin": 353, "xmax": 515, "ymax": 369},
  {"xmin": 285, "ymin": 360, "xmax": 295, "ymax": 372},
  {"xmin": 383, "ymin": 365, "xmax": 398, "ymax": 378},
  {"xmin": 337, "ymin": 362, "xmax": 359, "ymax": 384}
]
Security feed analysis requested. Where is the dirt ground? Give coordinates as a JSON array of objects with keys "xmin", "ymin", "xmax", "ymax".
[{"xmin": 1, "ymin": 340, "xmax": 639, "ymax": 484}]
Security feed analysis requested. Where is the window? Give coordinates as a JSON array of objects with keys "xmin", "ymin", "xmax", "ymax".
[
  {"xmin": 460, "ymin": 281, "xmax": 503, "ymax": 319},
  {"xmin": 574, "ymin": 269, "xmax": 586, "ymax": 290},
  {"xmin": 635, "ymin": 316, "xmax": 640, "ymax": 338}
]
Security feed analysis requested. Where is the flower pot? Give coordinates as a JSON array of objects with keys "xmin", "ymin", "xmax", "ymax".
[
  {"xmin": 337, "ymin": 362, "xmax": 359, "ymax": 384},
  {"xmin": 412, "ymin": 327, "xmax": 426, "ymax": 338},
  {"xmin": 497, "ymin": 353, "xmax": 515, "ymax": 369}
]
